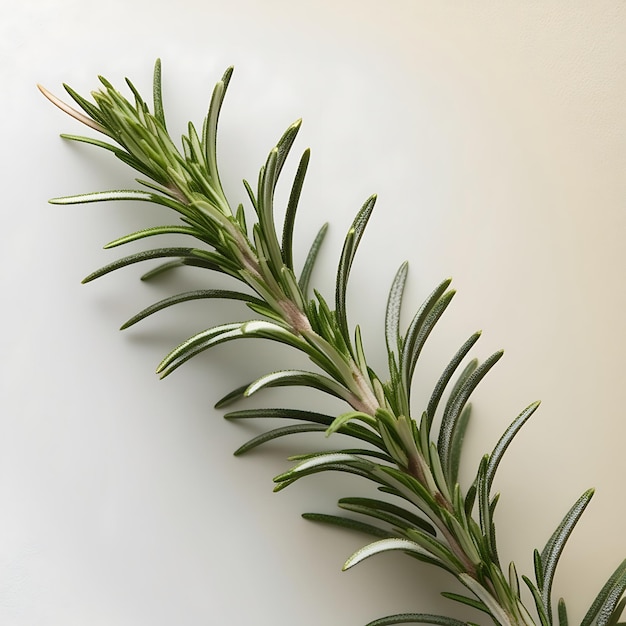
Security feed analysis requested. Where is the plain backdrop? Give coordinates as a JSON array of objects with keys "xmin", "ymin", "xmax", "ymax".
[{"xmin": 1, "ymin": 2, "xmax": 625, "ymax": 625}]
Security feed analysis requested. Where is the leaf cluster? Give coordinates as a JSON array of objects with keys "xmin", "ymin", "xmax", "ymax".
[{"xmin": 42, "ymin": 60, "xmax": 626, "ymax": 626}]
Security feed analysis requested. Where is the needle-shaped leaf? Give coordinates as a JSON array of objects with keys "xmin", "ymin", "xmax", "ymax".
[
  {"xmin": 156, "ymin": 322, "xmax": 243, "ymax": 376},
  {"xmin": 523, "ymin": 576, "xmax": 550, "ymax": 626},
  {"xmin": 282, "ymin": 149, "xmax": 310, "ymax": 270},
  {"xmin": 583, "ymin": 560, "xmax": 626, "ymax": 626},
  {"xmin": 49, "ymin": 189, "xmax": 187, "ymax": 214},
  {"xmin": 438, "ymin": 350, "xmax": 504, "ymax": 482},
  {"xmin": 224, "ymin": 407, "xmax": 336, "ymax": 425},
  {"xmin": 233, "ymin": 424, "xmax": 328, "ymax": 455},
  {"xmin": 299, "ymin": 222, "xmax": 328, "ymax": 298},
  {"xmin": 557, "ymin": 598, "xmax": 569, "ymax": 626},
  {"xmin": 343, "ymin": 537, "xmax": 446, "ymax": 572},
  {"xmin": 120, "ymin": 289, "xmax": 263, "ymax": 329},
  {"xmin": 203, "ymin": 66, "xmax": 233, "ymax": 199},
  {"xmin": 81, "ymin": 247, "xmax": 198, "ymax": 283},
  {"xmin": 335, "ymin": 195, "xmax": 376, "ymax": 354},
  {"xmin": 104, "ymin": 225, "xmax": 200, "ymax": 248},
  {"xmin": 243, "ymin": 369, "xmax": 357, "ymax": 406},
  {"xmin": 274, "ymin": 119, "xmax": 302, "ymax": 181},
  {"xmin": 399, "ymin": 277, "xmax": 452, "ymax": 392},
  {"xmin": 540, "ymin": 489, "xmax": 595, "ymax": 623},
  {"xmin": 225, "ymin": 408, "xmax": 385, "ymax": 449},
  {"xmin": 425, "ymin": 331, "xmax": 481, "ymax": 435},
  {"xmin": 302, "ymin": 512, "xmax": 394, "ymax": 539},
  {"xmin": 60, "ymin": 133, "xmax": 128, "ymax": 157},
  {"xmin": 486, "ymin": 401, "xmax": 541, "ymax": 492},
  {"xmin": 337, "ymin": 497, "xmax": 436, "ymax": 536},
  {"xmin": 385, "ymin": 262, "xmax": 409, "ymax": 358},
  {"xmin": 326, "ymin": 411, "xmax": 377, "ymax": 436},
  {"xmin": 274, "ymin": 452, "xmax": 375, "ymax": 485},
  {"xmin": 364, "ymin": 613, "xmax": 468, "ymax": 626},
  {"xmin": 448, "ymin": 403, "xmax": 472, "ymax": 487},
  {"xmin": 460, "ymin": 573, "xmax": 515, "ymax": 626},
  {"xmin": 152, "ymin": 58, "xmax": 166, "ymax": 129},
  {"xmin": 440, "ymin": 592, "xmax": 489, "ymax": 615}
]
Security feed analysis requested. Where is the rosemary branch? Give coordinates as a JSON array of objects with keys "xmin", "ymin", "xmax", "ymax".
[{"xmin": 41, "ymin": 60, "xmax": 626, "ymax": 626}]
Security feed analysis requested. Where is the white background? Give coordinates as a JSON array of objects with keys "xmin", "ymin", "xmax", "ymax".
[{"xmin": 1, "ymin": 2, "xmax": 625, "ymax": 625}]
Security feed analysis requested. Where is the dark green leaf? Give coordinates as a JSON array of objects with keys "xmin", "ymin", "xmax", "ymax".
[
  {"xmin": 438, "ymin": 350, "xmax": 503, "ymax": 482},
  {"xmin": 425, "ymin": 331, "xmax": 481, "ymax": 436},
  {"xmin": 440, "ymin": 592, "xmax": 489, "ymax": 615},
  {"xmin": 582, "ymin": 559, "xmax": 626, "ymax": 626},
  {"xmin": 486, "ymin": 401, "xmax": 541, "ymax": 492},
  {"xmin": 233, "ymin": 424, "xmax": 328, "ymax": 455},
  {"xmin": 214, "ymin": 383, "xmax": 250, "ymax": 408},
  {"xmin": 224, "ymin": 407, "xmax": 335, "ymax": 424},
  {"xmin": 540, "ymin": 489, "xmax": 594, "ymax": 623},
  {"xmin": 274, "ymin": 119, "xmax": 302, "ymax": 181},
  {"xmin": 448, "ymin": 403, "xmax": 471, "ymax": 487},
  {"xmin": 282, "ymin": 149, "xmax": 310, "ymax": 270},
  {"xmin": 399, "ymin": 277, "xmax": 452, "ymax": 394},
  {"xmin": 301, "ymin": 512, "xmax": 393, "ymax": 539},
  {"xmin": 335, "ymin": 195, "xmax": 376, "ymax": 354},
  {"xmin": 81, "ymin": 247, "xmax": 196, "ymax": 283},
  {"xmin": 364, "ymin": 613, "xmax": 468, "ymax": 626},
  {"xmin": 338, "ymin": 497, "xmax": 436, "ymax": 536},
  {"xmin": 558, "ymin": 598, "xmax": 569, "ymax": 626},
  {"xmin": 298, "ymin": 222, "xmax": 328, "ymax": 298},
  {"xmin": 120, "ymin": 289, "xmax": 263, "ymax": 330}
]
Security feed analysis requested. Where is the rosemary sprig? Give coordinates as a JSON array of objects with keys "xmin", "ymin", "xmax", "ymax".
[{"xmin": 41, "ymin": 60, "xmax": 626, "ymax": 626}]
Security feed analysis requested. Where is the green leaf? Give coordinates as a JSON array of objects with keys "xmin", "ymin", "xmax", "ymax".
[
  {"xmin": 156, "ymin": 322, "xmax": 243, "ymax": 376},
  {"xmin": 540, "ymin": 489, "xmax": 594, "ymax": 621},
  {"xmin": 364, "ymin": 613, "xmax": 468, "ymax": 626},
  {"xmin": 337, "ymin": 497, "xmax": 436, "ymax": 536},
  {"xmin": 62, "ymin": 82, "xmax": 109, "ymax": 128},
  {"xmin": 152, "ymin": 58, "xmax": 166, "ymax": 129},
  {"xmin": 326, "ymin": 410, "xmax": 377, "ymax": 436},
  {"xmin": 298, "ymin": 222, "xmax": 328, "ymax": 298},
  {"xmin": 343, "ymin": 537, "xmax": 446, "ymax": 572},
  {"xmin": 558, "ymin": 598, "xmax": 569, "ymax": 626},
  {"xmin": 438, "ymin": 350, "xmax": 504, "ymax": 482},
  {"xmin": 582, "ymin": 559, "xmax": 626, "ymax": 626},
  {"xmin": 203, "ymin": 66, "xmax": 233, "ymax": 203},
  {"xmin": 385, "ymin": 261, "xmax": 409, "ymax": 358},
  {"xmin": 104, "ymin": 225, "xmax": 200, "ymax": 248},
  {"xmin": 214, "ymin": 383, "xmax": 250, "ymax": 408},
  {"xmin": 233, "ymin": 424, "xmax": 328, "ymax": 455},
  {"xmin": 81, "ymin": 247, "xmax": 197, "ymax": 283},
  {"xmin": 399, "ymin": 277, "xmax": 452, "ymax": 394},
  {"xmin": 486, "ymin": 401, "xmax": 541, "ymax": 492},
  {"xmin": 120, "ymin": 289, "xmax": 263, "ymax": 330},
  {"xmin": 224, "ymin": 408, "xmax": 385, "ymax": 449},
  {"xmin": 522, "ymin": 575, "xmax": 550, "ymax": 626},
  {"xmin": 459, "ymin": 573, "xmax": 515, "ymax": 626},
  {"xmin": 425, "ymin": 331, "xmax": 481, "ymax": 435},
  {"xmin": 301, "ymin": 512, "xmax": 393, "ymax": 539},
  {"xmin": 335, "ymin": 195, "xmax": 376, "ymax": 354},
  {"xmin": 224, "ymin": 407, "xmax": 335, "ymax": 424},
  {"xmin": 440, "ymin": 592, "xmax": 489, "ymax": 614},
  {"xmin": 243, "ymin": 369, "xmax": 357, "ymax": 406},
  {"xmin": 49, "ymin": 189, "xmax": 187, "ymax": 215},
  {"xmin": 257, "ymin": 147, "xmax": 284, "ymax": 273},
  {"xmin": 274, "ymin": 118, "xmax": 302, "ymax": 181},
  {"xmin": 604, "ymin": 597, "xmax": 626, "ymax": 626},
  {"xmin": 282, "ymin": 149, "xmax": 310, "ymax": 270},
  {"xmin": 448, "ymin": 403, "xmax": 471, "ymax": 487},
  {"xmin": 59, "ymin": 133, "xmax": 128, "ymax": 157},
  {"xmin": 273, "ymin": 452, "xmax": 375, "ymax": 486}
]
